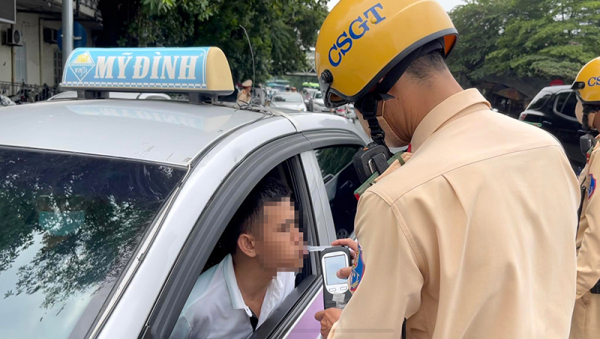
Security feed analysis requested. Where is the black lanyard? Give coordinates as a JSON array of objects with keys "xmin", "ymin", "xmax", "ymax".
[{"xmin": 249, "ymin": 310, "xmax": 259, "ymax": 332}]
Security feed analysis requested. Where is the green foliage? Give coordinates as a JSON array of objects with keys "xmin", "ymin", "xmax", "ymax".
[
  {"xmin": 448, "ymin": 0, "xmax": 600, "ymax": 83},
  {"xmin": 121, "ymin": 0, "xmax": 328, "ymax": 83}
]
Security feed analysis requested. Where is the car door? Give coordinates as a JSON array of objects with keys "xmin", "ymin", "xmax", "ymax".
[
  {"xmin": 134, "ymin": 131, "xmax": 327, "ymax": 339},
  {"xmin": 277, "ymin": 144, "xmax": 363, "ymax": 339}
]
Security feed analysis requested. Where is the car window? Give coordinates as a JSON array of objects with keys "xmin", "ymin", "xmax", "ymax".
[
  {"xmin": 0, "ymin": 147, "xmax": 186, "ymax": 339},
  {"xmin": 555, "ymin": 91, "xmax": 578, "ymax": 118},
  {"xmin": 274, "ymin": 94, "xmax": 303, "ymax": 103},
  {"xmin": 315, "ymin": 147, "xmax": 361, "ymax": 239},
  {"xmin": 169, "ymin": 160, "xmax": 316, "ymax": 339},
  {"xmin": 527, "ymin": 91, "xmax": 551, "ymax": 110}
]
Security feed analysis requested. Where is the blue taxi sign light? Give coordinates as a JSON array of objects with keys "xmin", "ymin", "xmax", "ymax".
[{"xmin": 61, "ymin": 47, "xmax": 234, "ymax": 95}]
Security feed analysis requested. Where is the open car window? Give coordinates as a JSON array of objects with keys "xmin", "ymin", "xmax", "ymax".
[
  {"xmin": 152, "ymin": 155, "xmax": 319, "ymax": 339},
  {"xmin": 314, "ymin": 146, "xmax": 361, "ymax": 239}
]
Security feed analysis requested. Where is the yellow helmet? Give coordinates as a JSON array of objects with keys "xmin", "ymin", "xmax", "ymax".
[
  {"xmin": 315, "ymin": 0, "xmax": 458, "ymax": 108},
  {"xmin": 572, "ymin": 57, "xmax": 600, "ymax": 105}
]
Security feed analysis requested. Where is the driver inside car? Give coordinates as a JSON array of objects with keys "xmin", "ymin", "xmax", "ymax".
[{"xmin": 170, "ymin": 176, "xmax": 305, "ymax": 339}]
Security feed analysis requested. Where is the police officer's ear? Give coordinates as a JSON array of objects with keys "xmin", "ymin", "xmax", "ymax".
[{"xmin": 237, "ymin": 233, "xmax": 257, "ymax": 258}]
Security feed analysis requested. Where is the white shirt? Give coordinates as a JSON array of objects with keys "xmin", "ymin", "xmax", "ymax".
[{"xmin": 170, "ymin": 254, "xmax": 295, "ymax": 339}]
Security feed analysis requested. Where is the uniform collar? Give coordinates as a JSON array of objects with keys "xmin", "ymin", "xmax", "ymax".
[{"xmin": 411, "ymin": 89, "xmax": 491, "ymax": 152}]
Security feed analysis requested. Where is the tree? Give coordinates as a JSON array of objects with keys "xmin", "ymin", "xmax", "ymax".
[
  {"xmin": 118, "ymin": 0, "xmax": 328, "ymax": 83},
  {"xmin": 448, "ymin": 0, "xmax": 600, "ymax": 84}
]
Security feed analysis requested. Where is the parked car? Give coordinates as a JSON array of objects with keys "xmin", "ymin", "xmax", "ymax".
[
  {"xmin": 0, "ymin": 94, "xmax": 15, "ymax": 107},
  {"xmin": 302, "ymin": 88, "xmax": 319, "ymax": 106},
  {"xmin": 0, "ymin": 47, "xmax": 368, "ymax": 339},
  {"xmin": 309, "ymin": 91, "xmax": 328, "ymax": 112},
  {"xmin": 268, "ymin": 92, "xmax": 308, "ymax": 111},
  {"xmin": 519, "ymin": 85, "xmax": 585, "ymax": 169}
]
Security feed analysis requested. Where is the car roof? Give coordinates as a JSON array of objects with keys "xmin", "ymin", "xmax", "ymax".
[
  {"xmin": 275, "ymin": 92, "xmax": 302, "ymax": 97},
  {"xmin": 0, "ymin": 99, "xmax": 266, "ymax": 166},
  {"xmin": 48, "ymin": 91, "xmax": 172, "ymax": 101},
  {"xmin": 540, "ymin": 85, "xmax": 572, "ymax": 93}
]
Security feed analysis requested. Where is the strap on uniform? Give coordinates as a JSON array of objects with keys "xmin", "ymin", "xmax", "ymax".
[
  {"xmin": 354, "ymin": 93, "xmax": 392, "ymax": 146},
  {"xmin": 577, "ymin": 177, "xmax": 587, "ymax": 239}
]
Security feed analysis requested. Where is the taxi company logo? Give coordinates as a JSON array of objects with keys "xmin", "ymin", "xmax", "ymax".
[{"xmin": 69, "ymin": 51, "xmax": 96, "ymax": 82}]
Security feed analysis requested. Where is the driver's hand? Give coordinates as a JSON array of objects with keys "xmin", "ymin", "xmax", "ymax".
[
  {"xmin": 315, "ymin": 308, "xmax": 342, "ymax": 338},
  {"xmin": 331, "ymin": 238, "xmax": 358, "ymax": 279}
]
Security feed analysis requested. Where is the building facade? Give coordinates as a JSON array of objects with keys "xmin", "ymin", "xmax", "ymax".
[{"xmin": 0, "ymin": 0, "xmax": 101, "ymax": 100}]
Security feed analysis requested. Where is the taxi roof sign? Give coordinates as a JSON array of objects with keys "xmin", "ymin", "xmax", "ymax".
[{"xmin": 61, "ymin": 47, "xmax": 234, "ymax": 96}]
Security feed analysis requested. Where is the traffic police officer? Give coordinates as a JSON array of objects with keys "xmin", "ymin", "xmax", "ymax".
[
  {"xmin": 570, "ymin": 57, "xmax": 600, "ymax": 339},
  {"xmin": 314, "ymin": 0, "xmax": 580, "ymax": 338},
  {"xmin": 237, "ymin": 79, "xmax": 253, "ymax": 105}
]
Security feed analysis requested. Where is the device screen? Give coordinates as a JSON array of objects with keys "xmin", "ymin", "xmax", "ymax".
[{"xmin": 324, "ymin": 254, "xmax": 348, "ymax": 285}]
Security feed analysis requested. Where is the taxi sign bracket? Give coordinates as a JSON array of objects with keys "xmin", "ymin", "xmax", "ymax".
[
  {"xmin": 77, "ymin": 90, "xmax": 109, "ymax": 100},
  {"xmin": 189, "ymin": 93, "xmax": 218, "ymax": 105}
]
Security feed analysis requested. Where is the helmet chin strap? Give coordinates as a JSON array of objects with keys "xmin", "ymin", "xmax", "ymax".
[
  {"xmin": 354, "ymin": 92, "xmax": 394, "ymax": 147},
  {"xmin": 354, "ymin": 39, "xmax": 446, "ymax": 148}
]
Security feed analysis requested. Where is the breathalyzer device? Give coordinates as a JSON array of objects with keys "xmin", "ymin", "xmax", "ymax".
[{"xmin": 320, "ymin": 246, "xmax": 352, "ymax": 309}]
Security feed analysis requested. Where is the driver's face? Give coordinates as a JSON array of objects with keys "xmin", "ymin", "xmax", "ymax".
[{"xmin": 254, "ymin": 198, "xmax": 304, "ymax": 271}]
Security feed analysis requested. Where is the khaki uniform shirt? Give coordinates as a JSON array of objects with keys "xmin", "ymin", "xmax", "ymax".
[
  {"xmin": 237, "ymin": 90, "xmax": 251, "ymax": 105},
  {"xmin": 329, "ymin": 89, "xmax": 579, "ymax": 339},
  {"xmin": 576, "ymin": 137, "xmax": 600, "ymax": 297}
]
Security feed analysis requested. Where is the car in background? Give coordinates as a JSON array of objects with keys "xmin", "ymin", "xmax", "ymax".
[
  {"xmin": 309, "ymin": 91, "xmax": 328, "ymax": 112},
  {"xmin": 302, "ymin": 88, "xmax": 318, "ymax": 106},
  {"xmin": 48, "ymin": 91, "xmax": 171, "ymax": 101},
  {"xmin": 332, "ymin": 105, "xmax": 357, "ymax": 122},
  {"xmin": 519, "ymin": 85, "xmax": 585, "ymax": 169},
  {"xmin": 347, "ymin": 103, "xmax": 357, "ymax": 120},
  {"xmin": 268, "ymin": 92, "xmax": 307, "ymax": 111},
  {"xmin": 0, "ymin": 94, "xmax": 16, "ymax": 107}
]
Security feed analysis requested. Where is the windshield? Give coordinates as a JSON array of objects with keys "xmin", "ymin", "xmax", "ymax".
[
  {"xmin": 273, "ymin": 93, "xmax": 303, "ymax": 103},
  {"xmin": 314, "ymin": 92, "xmax": 323, "ymax": 99},
  {"xmin": 527, "ymin": 90, "xmax": 553, "ymax": 111},
  {"xmin": 0, "ymin": 148, "xmax": 186, "ymax": 339}
]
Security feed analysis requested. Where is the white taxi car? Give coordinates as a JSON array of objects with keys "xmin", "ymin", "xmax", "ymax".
[{"xmin": 0, "ymin": 47, "xmax": 367, "ymax": 339}]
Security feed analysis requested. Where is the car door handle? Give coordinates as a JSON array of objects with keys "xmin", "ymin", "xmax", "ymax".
[{"xmin": 542, "ymin": 120, "xmax": 553, "ymax": 126}]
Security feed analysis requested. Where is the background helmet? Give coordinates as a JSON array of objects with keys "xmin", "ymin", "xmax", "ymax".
[{"xmin": 315, "ymin": 0, "xmax": 458, "ymax": 108}]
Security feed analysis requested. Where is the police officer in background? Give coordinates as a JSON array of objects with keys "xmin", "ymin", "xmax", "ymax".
[
  {"xmin": 237, "ymin": 79, "xmax": 253, "ymax": 105},
  {"xmin": 570, "ymin": 57, "xmax": 600, "ymax": 339},
  {"xmin": 313, "ymin": 0, "xmax": 580, "ymax": 338}
]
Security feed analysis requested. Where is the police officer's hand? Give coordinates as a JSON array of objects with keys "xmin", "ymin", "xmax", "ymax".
[
  {"xmin": 315, "ymin": 308, "xmax": 342, "ymax": 338},
  {"xmin": 331, "ymin": 238, "xmax": 358, "ymax": 279}
]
